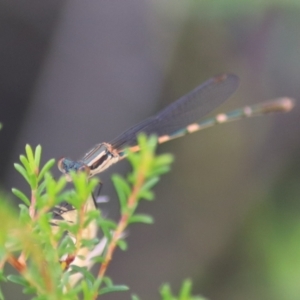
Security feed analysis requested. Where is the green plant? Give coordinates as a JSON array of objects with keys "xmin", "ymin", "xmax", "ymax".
[{"xmin": 0, "ymin": 135, "xmax": 205, "ymax": 299}]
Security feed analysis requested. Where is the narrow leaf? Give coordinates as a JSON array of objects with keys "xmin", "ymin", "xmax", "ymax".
[
  {"xmin": 141, "ymin": 177, "xmax": 159, "ymax": 192},
  {"xmin": 14, "ymin": 164, "xmax": 31, "ymax": 186},
  {"xmin": 102, "ymin": 276, "xmax": 113, "ymax": 287},
  {"xmin": 179, "ymin": 279, "xmax": 192, "ymax": 299},
  {"xmin": 111, "ymin": 174, "xmax": 130, "ymax": 212},
  {"xmin": 19, "ymin": 155, "xmax": 31, "ymax": 173},
  {"xmin": 99, "ymin": 285, "xmax": 129, "ymax": 295},
  {"xmin": 151, "ymin": 165, "xmax": 171, "ymax": 176},
  {"xmin": 138, "ymin": 189, "xmax": 154, "ymax": 201},
  {"xmin": 154, "ymin": 154, "xmax": 174, "ymax": 167},
  {"xmin": 98, "ymin": 219, "xmax": 117, "ymax": 230},
  {"xmin": 91, "ymin": 256, "xmax": 105, "ymax": 263},
  {"xmin": 129, "ymin": 214, "xmax": 154, "ymax": 224},
  {"xmin": 0, "ymin": 271, "xmax": 7, "ymax": 282},
  {"xmin": 37, "ymin": 180, "xmax": 47, "ymax": 195},
  {"xmin": 160, "ymin": 283, "xmax": 173, "ymax": 299},
  {"xmin": 38, "ymin": 159, "xmax": 55, "ymax": 182},
  {"xmin": 18, "ymin": 204, "xmax": 31, "ymax": 224},
  {"xmin": 34, "ymin": 145, "xmax": 42, "ymax": 168},
  {"xmin": 81, "ymin": 279, "xmax": 94, "ymax": 300},
  {"xmin": 25, "ymin": 144, "xmax": 35, "ymax": 166},
  {"xmin": 117, "ymin": 239, "xmax": 128, "ymax": 251},
  {"xmin": 127, "ymin": 154, "xmax": 140, "ymax": 169},
  {"xmin": 81, "ymin": 238, "xmax": 99, "ymax": 249},
  {"xmin": 71, "ymin": 265, "xmax": 95, "ymax": 284},
  {"xmin": 11, "ymin": 188, "xmax": 30, "ymax": 206},
  {"xmin": 7, "ymin": 275, "xmax": 28, "ymax": 286},
  {"xmin": 22, "ymin": 286, "xmax": 37, "ymax": 295}
]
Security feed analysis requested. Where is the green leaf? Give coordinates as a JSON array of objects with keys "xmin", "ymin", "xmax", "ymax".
[
  {"xmin": 138, "ymin": 189, "xmax": 154, "ymax": 201},
  {"xmin": 18, "ymin": 204, "xmax": 31, "ymax": 224},
  {"xmin": 141, "ymin": 177, "xmax": 160, "ymax": 192},
  {"xmin": 117, "ymin": 239, "xmax": 128, "ymax": 251},
  {"xmin": 38, "ymin": 159, "xmax": 55, "ymax": 182},
  {"xmin": 0, "ymin": 288, "xmax": 4, "ymax": 300},
  {"xmin": 102, "ymin": 276, "xmax": 113, "ymax": 287},
  {"xmin": 14, "ymin": 164, "xmax": 31, "ymax": 186},
  {"xmin": 30, "ymin": 173, "xmax": 37, "ymax": 189},
  {"xmin": 132, "ymin": 295, "xmax": 140, "ymax": 300},
  {"xmin": 137, "ymin": 133, "xmax": 157, "ymax": 153},
  {"xmin": 25, "ymin": 144, "xmax": 35, "ymax": 166},
  {"xmin": 101, "ymin": 226, "xmax": 114, "ymax": 245},
  {"xmin": 126, "ymin": 173, "xmax": 135, "ymax": 184},
  {"xmin": 99, "ymin": 285, "xmax": 129, "ymax": 295},
  {"xmin": 19, "ymin": 155, "xmax": 31, "ymax": 174},
  {"xmin": 151, "ymin": 165, "xmax": 172, "ymax": 176},
  {"xmin": 160, "ymin": 280, "xmax": 206, "ymax": 300},
  {"xmin": 60, "ymin": 272, "xmax": 71, "ymax": 288},
  {"xmin": 126, "ymin": 151, "xmax": 140, "ymax": 169},
  {"xmin": 55, "ymin": 175, "xmax": 67, "ymax": 193},
  {"xmin": 154, "ymin": 154, "xmax": 174, "ymax": 167},
  {"xmin": 84, "ymin": 209, "xmax": 101, "ymax": 228},
  {"xmin": 12, "ymin": 188, "xmax": 30, "ymax": 206},
  {"xmin": 136, "ymin": 133, "xmax": 148, "ymax": 148},
  {"xmin": 70, "ymin": 173, "xmax": 98, "ymax": 206},
  {"xmin": 98, "ymin": 219, "xmax": 117, "ymax": 231},
  {"xmin": 70, "ymin": 265, "xmax": 95, "ymax": 284},
  {"xmin": 91, "ymin": 256, "xmax": 105, "ymax": 263},
  {"xmin": 7, "ymin": 275, "xmax": 28, "ymax": 286},
  {"xmin": 0, "ymin": 271, "xmax": 7, "ymax": 283},
  {"xmin": 160, "ymin": 283, "xmax": 174, "ymax": 300},
  {"xmin": 37, "ymin": 180, "xmax": 47, "ymax": 196},
  {"xmin": 81, "ymin": 279, "xmax": 94, "ymax": 300},
  {"xmin": 147, "ymin": 134, "xmax": 158, "ymax": 148},
  {"xmin": 22, "ymin": 286, "xmax": 37, "ymax": 295},
  {"xmin": 129, "ymin": 214, "xmax": 154, "ymax": 224},
  {"xmin": 34, "ymin": 145, "xmax": 42, "ymax": 169},
  {"xmin": 112, "ymin": 174, "xmax": 131, "ymax": 212},
  {"xmin": 58, "ymin": 235, "xmax": 76, "ymax": 257},
  {"xmin": 37, "ymin": 213, "xmax": 52, "ymax": 234},
  {"xmin": 179, "ymin": 279, "xmax": 192, "ymax": 299},
  {"xmin": 81, "ymin": 238, "xmax": 99, "ymax": 249}
]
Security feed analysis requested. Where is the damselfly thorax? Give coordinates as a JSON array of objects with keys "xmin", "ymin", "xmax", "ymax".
[{"xmin": 59, "ymin": 143, "xmax": 120, "ymax": 180}]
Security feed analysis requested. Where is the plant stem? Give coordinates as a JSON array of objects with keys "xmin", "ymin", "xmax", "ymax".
[
  {"xmin": 96, "ymin": 165, "xmax": 146, "ymax": 289},
  {"xmin": 7, "ymin": 254, "xmax": 26, "ymax": 273},
  {"xmin": 29, "ymin": 189, "xmax": 37, "ymax": 219}
]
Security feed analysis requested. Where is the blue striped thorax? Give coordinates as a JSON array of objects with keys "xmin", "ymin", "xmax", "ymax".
[{"xmin": 58, "ymin": 143, "xmax": 120, "ymax": 180}]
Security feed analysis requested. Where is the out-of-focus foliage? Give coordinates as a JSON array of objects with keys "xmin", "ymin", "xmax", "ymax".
[
  {"xmin": 154, "ymin": 0, "xmax": 300, "ymax": 19},
  {"xmin": 1, "ymin": 138, "xmax": 189, "ymax": 299}
]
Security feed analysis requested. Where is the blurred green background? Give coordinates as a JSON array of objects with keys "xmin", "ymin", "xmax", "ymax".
[{"xmin": 1, "ymin": 1, "xmax": 300, "ymax": 299}]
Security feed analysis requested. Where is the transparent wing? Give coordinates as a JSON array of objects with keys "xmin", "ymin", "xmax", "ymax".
[{"xmin": 110, "ymin": 73, "xmax": 239, "ymax": 150}]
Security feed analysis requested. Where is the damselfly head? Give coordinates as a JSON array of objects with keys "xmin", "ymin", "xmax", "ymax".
[{"xmin": 57, "ymin": 158, "xmax": 91, "ymax": 181}]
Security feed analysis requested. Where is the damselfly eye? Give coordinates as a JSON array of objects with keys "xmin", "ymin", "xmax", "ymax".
[{"xmin": 57, "ymin": 158, "xmax": 66, "ymax": 173}]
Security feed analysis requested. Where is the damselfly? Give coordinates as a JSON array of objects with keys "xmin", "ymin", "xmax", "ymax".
[{"xmin": 58, "ymin": 74, "xmax": 294, "ymax": 179}]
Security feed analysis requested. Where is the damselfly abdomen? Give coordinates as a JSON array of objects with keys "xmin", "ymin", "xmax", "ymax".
[{"xmin": 58, "ymin": 74, "xmax": 294, "ymax": 179}]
